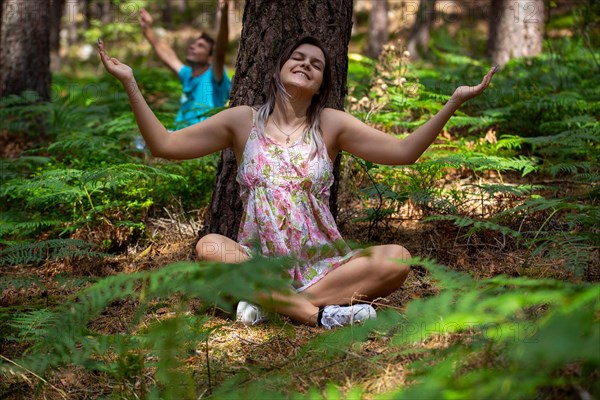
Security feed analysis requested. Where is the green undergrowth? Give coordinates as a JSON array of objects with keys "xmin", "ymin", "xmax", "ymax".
[
  {"xmin": 0, "ymin": 68, "xmax": 218, "ymax": 262},
  {"xmin": 0, "ymin": 10, "xmax": 598, "ymax": 399},
  {"xmin": 1, "ymin": 257, "xmax": 597, "ymax": 398},
  {"xmin": 346, "ymin": 36, "xmax": 599, "ymax": 278}
]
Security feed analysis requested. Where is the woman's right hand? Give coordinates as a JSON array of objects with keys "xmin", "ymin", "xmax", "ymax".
[{"xmin": 97, "ymin": 38, "xmax": 134, "ymax": 84}]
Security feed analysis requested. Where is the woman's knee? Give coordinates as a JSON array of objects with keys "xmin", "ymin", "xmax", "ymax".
[
  {"xmin": 196, "ymin": 233, "xmax": 225, "ymax": 261},
  {"xmin": 196, "ymin": 234, "xmax": 250, "ymax": 263},
  {"xmin": 376, "ymin": 244, "xmax": 411, "ymax": 279}
]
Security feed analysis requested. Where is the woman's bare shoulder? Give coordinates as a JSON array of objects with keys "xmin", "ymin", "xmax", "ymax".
[
  {"xmin": 321, "ymin": 108, "xmax": 355, "ymax": 123},
  {"xmin": 212, "ymin": 105, "xmax": 254, "ymax": 131},
  {"xmin": 221, "ymin": 105, "xmax": 254, "ymax": 119},
  {"xmin": 320, "ymin": 108, "xmax": 354, "ymax": 134}
]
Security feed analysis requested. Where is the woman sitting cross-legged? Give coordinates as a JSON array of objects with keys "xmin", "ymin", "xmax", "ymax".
[{"xmin": 98, "ymin": 36, "xmax": 496, "ymax": 329}]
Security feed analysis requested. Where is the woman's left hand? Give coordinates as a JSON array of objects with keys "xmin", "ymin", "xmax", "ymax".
[
  {"xmin": 450, "ymin": 65, "xmax": 498, "ymax": 105},
  {"xmin": 97, "ymin": 38, "xmax": 134, "ymax": 84}
]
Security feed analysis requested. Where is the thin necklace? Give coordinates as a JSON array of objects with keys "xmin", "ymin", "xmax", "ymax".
[{"xmin": 271, "ymin": 118, "xmax": 306, "ymax": 144}]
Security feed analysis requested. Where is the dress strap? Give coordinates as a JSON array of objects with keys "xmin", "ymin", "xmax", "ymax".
[{"xmin": 251, "ymin": 106, "xmax": 258, "ymax": 127}]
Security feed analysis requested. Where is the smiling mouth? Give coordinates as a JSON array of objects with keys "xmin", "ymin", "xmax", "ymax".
[{"xmin": 293, "ymin": 71, "xmax": 310, "ymax": 80}]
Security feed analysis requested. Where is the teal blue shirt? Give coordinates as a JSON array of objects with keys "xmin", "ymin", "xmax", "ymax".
[{"xmin": 175, "ymin": 65, "xmax": 231, "ymax": 128}]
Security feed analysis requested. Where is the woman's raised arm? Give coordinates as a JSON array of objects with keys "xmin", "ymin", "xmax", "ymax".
[
  {"xmin": 97, "ymin": 39, "xmax": 236, "ymax": 160},
  {"xmin": 329, "ymin": 66, "xmax": 497, "ymax": 166}
]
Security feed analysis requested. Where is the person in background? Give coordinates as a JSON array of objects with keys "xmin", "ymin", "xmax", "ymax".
[{"xmin": 139, "ymin": 1, "xmax": 231, "ymax": 128}]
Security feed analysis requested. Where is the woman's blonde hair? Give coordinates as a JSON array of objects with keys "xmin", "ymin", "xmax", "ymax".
[{"xmin": 255, "ymin": 36, "xmax": 332, "ymax": 159}]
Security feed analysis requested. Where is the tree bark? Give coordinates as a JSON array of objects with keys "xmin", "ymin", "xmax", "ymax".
[
  {"xmin": 0, "ymin": 0, "xmax": 51, "ymax": 100},
  {"xmin": 488, "ymin": 0, "xmax": 545, "ymax": 66},
  {"xmin": 406, "ymin": 0, "xmax": 437, "ymax": 59},
  {"xmin": 366, "ymin": 0, "xmax": 388, "ymax": 59},
  {"xmin": 202, "ymin": 0, "xmax": 354, "ymax": 240}
]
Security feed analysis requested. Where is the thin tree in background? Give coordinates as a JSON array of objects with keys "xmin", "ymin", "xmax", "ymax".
[
  {"xmin": 488, "ymin": 0, "xmax": 545, "ymax": 66},
  {"xmin": 406, "ymin": 0, "xmax": 437, "ymax": 59},
  {"xmin": 202, "ymin": 0, "xmax": 354, "ymax": 239},
  {"xmin": 366, "ymin": 0, "xmax": 388, "ymax": 58},
  {"xmin": 50, "ymin": 0, "xmax": 66, "ymax": 71}
]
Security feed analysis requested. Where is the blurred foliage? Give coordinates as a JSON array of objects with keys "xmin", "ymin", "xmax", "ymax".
[
  {"xmin": 0, "ymin": 1, "xmax": 598, "ymax": 398},
  {"xmin": 2, "ymin": 258, "xmax": 597, "ymax": 399},
  {"xmin": 0, "ymin": 67, "xmax": 217, "ymax": 258},
  {"xmin": 0, "ymin": 256, "xmax": 294, "ymax": 399}
]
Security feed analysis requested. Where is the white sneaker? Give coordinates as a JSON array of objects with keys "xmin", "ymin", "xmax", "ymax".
[
  {"xmin": 320, "ymin": 304, "xmax": 376, "ymax": 329},
  {"xmin": 236, "ymin": 301, "xmax": 269, "ymax": 326}
]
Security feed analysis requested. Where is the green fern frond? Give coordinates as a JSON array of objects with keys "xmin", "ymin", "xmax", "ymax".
[
  {"xmin": 495, "ymin": 134, "xmax": 524, "ymax": 151},
  {"xmin": 0, "ymin": 212, "xmax": 63, "ymax": 239},
  {"xmin": 81, "ymin": 163, "xmax": 184, "ymax": 190},
  {"xmin": 6, "ymin": 309, "xmax": 56, "ymax": 344},
  {"xmin": 0, "ymin": 239, "xmax": 109, "ymax": 267},
  {"xmin": 0, "ymin": 156, "xmax": 52, "ymax": 181},
  {"xmin": 102, "ymin": 113, "xmax": 141, "ymax": 138},
  {"xmin": 564, "ymin": 205, "xmax": 600, "ymax": 232},
  {"xmin": 524, "ymin": 128, "xmax": 600, "ymax": 147},
  {"xmin": 447, "ymin": 115, "xmax": 497, "ymax": 133},
  {"xmin": 0, "ymin": 90, "xmax": 42, "ymax": 108},
  {"xmin": 0, "ymin": 91, "xmax": 52, "ymax": 133},
  {"xmin": 430, "ymin": 153, "xmax": 539, "ymax": 175},
  {"xmin": 51, "ymin": 274, "xmax": 96, "ymax": 290},
  {"xmin": 528, "ymin": 234, "xmax": 596, "ymax": 276},
  {"xmin": 409, "ymin": 190, "xmax": 459, "ymax": 214},
  {"xmin": 545, "ymin": 161, "xmax": 594, "ymax": 176},
  {"xmin": 0, "ymin": 274, "xmax": 45, "ymax": 292},
  {"xmin": 538, "ymin": 115, "xmax": 597, "ymax": 133},
  {"xmin": 469, "ymin": 183, "xmax": 547, "ymax": 197},
  {"xmin": 517, "ymin": 92, "xmax": 590, "ymax": 116},
  {"xmin": 574, "ymin": 172, "xmax": 600, "ymax": 183},
  {"xmin": 4, "ymin": 257, "xmax": 292, "ymax": 377},
  {"xmin": 47, "ymin": 135, "xmax": 120, "ymax": 154},
  {"xmin": 424, "ymin": 214, "xmax": 522, "ymax": 238},
  {"xmin": 499, "ymin": 197, "xmax": 568, "ymax": 217},
  {"xmin": 1, "ymin": 168, "xmax": 84, "ymax": 201}
]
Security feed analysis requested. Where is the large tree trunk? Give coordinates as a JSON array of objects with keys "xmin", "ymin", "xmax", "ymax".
[
  {"xmin": 366, "ymin": 0, "xmax": 388, "ymax": 59},
  {"xmin": 488, "ymin": 0, "xmax": 545, "ymax": 66},
  {"xmin": 0, "ymin": 0, "xmax": 51, "ymax": 100},
  {"xmin": 202, "ymin": 0, "xmax": 354, "ymax": 240},
  {"xmin": 406, "ymin": 0, "xmax": 437, "ymax": 59}
]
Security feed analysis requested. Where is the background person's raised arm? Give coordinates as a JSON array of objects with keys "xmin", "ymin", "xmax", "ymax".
[
  {"xmin": 212, "ymin": 0, "xmax": 229, "ymax": 83},
  {"xmin": 139, "ymin": 8, "xmax": 184, "ymax": 76},
  {"xmin": 97, "ymin": 40, "xmax": 233, "ymax": 160}
]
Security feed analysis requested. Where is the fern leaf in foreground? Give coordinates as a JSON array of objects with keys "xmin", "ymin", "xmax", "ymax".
[
  {"xmin": 0, "ymin": 257, "xmax": 292, "ymax": 397},
  {"xmin": 0, "ymin": 239, "xmax": 109, "ymax": 266}
]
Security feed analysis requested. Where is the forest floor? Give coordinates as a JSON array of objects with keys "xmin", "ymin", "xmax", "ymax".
[{"xmin": 2, "ymin": 167, "xmax": 596, "ymax": 399}]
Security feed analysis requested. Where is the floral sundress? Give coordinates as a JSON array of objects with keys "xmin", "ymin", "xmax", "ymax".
[{"xmin": 236, "ymin": 123, "xmax": 360, "ymax": 292}]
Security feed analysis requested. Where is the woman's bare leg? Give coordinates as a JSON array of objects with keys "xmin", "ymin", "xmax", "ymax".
[
  {"xmin": 196, "ymin": 236, "xmax": 410, "ymax": 325},
  {"xmin": 261, "ymin": 244, "xmax": 411, "ymax": 324},
  {"xmin": 302, "ymin": 244, "xmax": 411, "ymax": 307},
  {"xmin": 196, "ymin": 234, "xmax": 320, "ymax": 324},
  {"xmin": 196, "ymin": 233, "xmax": 250, "ymax": 264}
]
